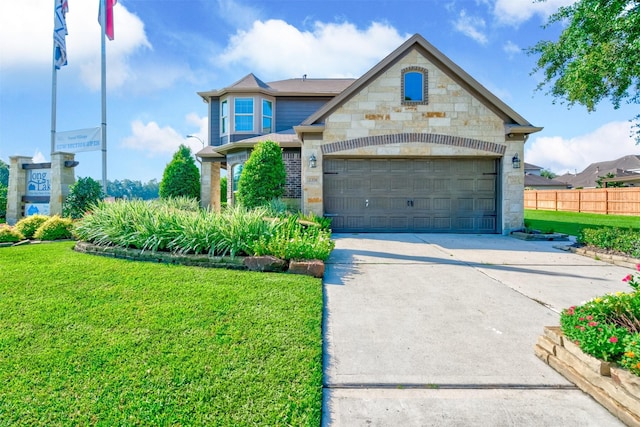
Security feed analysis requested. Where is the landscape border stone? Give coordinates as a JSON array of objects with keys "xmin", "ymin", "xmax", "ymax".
[
  {"xmin": 566, "ymin": 246, "xmax": 640, "ymax": 270},
  {"xmin": 536, "ymin": 326, "xmax": 640, "ymax": 426},
  {"xmin": 73, "ymin": 241, "xmax": 324, "ymax": 277}
]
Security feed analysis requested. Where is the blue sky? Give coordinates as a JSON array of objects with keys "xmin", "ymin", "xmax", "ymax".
[{"xmin": 1, "ymin": 0, "xmax": 638, "ymax": 182}]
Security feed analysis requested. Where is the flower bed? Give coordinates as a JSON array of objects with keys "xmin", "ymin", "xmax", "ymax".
[{"xmin": 536, "ymin": 265, "xmax": 640, "ymax": 425}]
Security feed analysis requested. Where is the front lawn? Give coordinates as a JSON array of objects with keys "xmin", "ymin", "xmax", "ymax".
[
  {"xmin": 0, "ymin": 242, "xmax": 323, "ymax": 425},
  {"xmin": 524, "ymin": 209, "xmax": 640, "ymax": 236}
]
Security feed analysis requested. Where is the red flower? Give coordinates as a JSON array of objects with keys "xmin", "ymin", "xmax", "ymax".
[
  {"xmin": 636, "ymin": 264, "xmax": 640, "ymax": 271},
  {"xmin": 588, "ymin": 321, "xmax": 598, "ymax": 327},
  {"xmin": 579, "ymin": 317, "xmax": 585, "ymax": 321},
  {"xmin": 623, "ymin": 274, "xmax": 632, "ymax": 282},
  {"xmin": 587, "ymin": 315, "xmax": 593, "ymax": 321},
  {"xmin": 609, "ymin": 336, "xmax": 619, "ymax": 343}
]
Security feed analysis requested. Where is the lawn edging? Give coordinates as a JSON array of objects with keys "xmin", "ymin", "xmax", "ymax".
[
  {"xmin": 563, "ymin": 245, "xmax": 640, "ymax": 270},
  {"xmin": 74, "ymin": 241, "xmax": 325, "ymax": 277},
  {"xmin": 535, "ymin": 326, "xmax": 640, "ymax": 426}
]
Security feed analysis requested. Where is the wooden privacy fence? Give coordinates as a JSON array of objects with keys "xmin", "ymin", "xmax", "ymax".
[{"xmin": 525, "ymin": 188, "xmax": 640, "ymax": 216}]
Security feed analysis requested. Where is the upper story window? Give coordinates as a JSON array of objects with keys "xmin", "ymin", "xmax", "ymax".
[
  {"xmin": 401, "ymin": 67, "xmax": 428, "ymax": 105},
  {"xmin": 262, "ymin": 99, "xmax": 273, "ymax": 133},
  {"xmin": 234, "ymin": 98, "xmax": 254, "ymax": 132},
  {"xmin": 221, "ymin": 100, "xmax": 229, "ymax": 134}
]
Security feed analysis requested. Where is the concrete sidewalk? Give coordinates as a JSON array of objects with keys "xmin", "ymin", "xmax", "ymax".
[{"xmin": 322, "ymin": 234, "xmax": 635, "ymax": 426}]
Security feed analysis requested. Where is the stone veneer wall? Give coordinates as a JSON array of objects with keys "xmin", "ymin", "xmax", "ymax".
[{"xmin": 301, "ymin": 47, "xmax": 525, "ymax": 233}]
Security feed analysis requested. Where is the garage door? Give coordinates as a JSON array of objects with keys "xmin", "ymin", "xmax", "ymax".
[{"xmin": 323, "ymin": 158, "xmax": 498, "ymax": 233}]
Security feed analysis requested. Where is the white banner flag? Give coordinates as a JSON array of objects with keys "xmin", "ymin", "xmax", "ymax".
[
  {"xmin": 54, "ymin": 0, "xmax": 69, "ymax": 69},
  {"xmin": 55, "ymin": 127, "xmax": 102, "ymax": 153}
]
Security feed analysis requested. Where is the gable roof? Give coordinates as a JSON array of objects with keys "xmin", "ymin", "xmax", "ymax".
[
  {"xmin": 557, "ymin": 155, "xmax": 640, "ymax": 188},
  {"xmin": 302, "ymin": 33, "xmax": 542, "ymax": 136}
]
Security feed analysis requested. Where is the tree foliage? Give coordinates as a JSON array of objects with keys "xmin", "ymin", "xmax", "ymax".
[
  {"xmin": 596, "ymin": 172, "xmax": 625, "ymax": 188},
  {"xmin": 540, "ymin": 169, "xmax": 557, "ymax": 179},
  {"xmin": 107, "ymin": 179, "xmax": 159, "ymax": 200},
  {"xmin": 63, "ymin": 177, "xmax": 105, "ymax": 219},
  {"xmin": 236, "ymin": 141, "xmax": 286, "ymax": 209},
  {"xmin": 159, "ymin": 145, "xmax": 200, "ymax": 200},
  {"xmin": 529, "ymin": 0, "xmax": 640, "ymax": 141},
  {"xmin": 0, "ymin": 159, "xmax": 8, "ymax": 187},
  {"xmin": 0, "ymin": 183, "xmax": 7, "ymax": 220}
]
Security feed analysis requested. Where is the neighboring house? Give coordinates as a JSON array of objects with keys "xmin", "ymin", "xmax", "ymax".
[
  {"xmin": 524, "ymin": 174, "xmax": 570, "ymax": 190},
  {"xmin": 196, "ymin": 34, "xmax": 542, "ymax": 234},
  {"xmin": 524, "ymin": 162, "xmax": 569, "ymax": 189},
  {"xmin": 524, "ymin": 162, "xmax": 543, "ymax": 176},
  {"xmin": 557, "ymin": 155, "xmax": 640, "ymax": 188}
]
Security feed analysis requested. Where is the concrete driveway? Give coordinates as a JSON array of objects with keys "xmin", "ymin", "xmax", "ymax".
[{"xmin": 322, "ymin": 234, "xmax": 635, "ymax": 426}]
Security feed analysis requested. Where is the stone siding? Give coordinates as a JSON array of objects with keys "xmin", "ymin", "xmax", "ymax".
[{"xmin": 301, "ymin": 46, "xmax": 525, "ymax": 233}]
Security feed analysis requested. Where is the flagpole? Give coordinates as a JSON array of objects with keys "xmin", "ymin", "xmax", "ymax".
[
  {"xmin": 100, "ymin": 0, "xmax": 108, "ymax": 195},
  {"xmin": 51, "ymin": 0, "xmax": 59, "ymax": 157}
]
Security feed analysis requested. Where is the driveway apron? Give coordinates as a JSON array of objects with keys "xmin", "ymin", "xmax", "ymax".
[{"xmin": 322, "ymin": 233, "xmax": 633, "ymax": 426}]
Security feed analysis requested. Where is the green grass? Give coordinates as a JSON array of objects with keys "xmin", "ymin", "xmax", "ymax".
[
  {"xmin": 0, "ymin": 242, "xmax": 323, "ymax": 426},
  {"xmin": 524, "ymin": 209, "xmax": 640, "ymax": 236}
]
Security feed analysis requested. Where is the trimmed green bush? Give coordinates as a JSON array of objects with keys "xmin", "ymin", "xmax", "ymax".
[
  {"xmin": 159, "ymin": 145, "xmax": 200, "ymax": 200},
  {"xmin": 0, "ymin": 225, "xmax": 24, "ymax": 243},
  {"xmin": 579, "ymin": 227, "xmax": 640, "ymax": 258},
  {"xmin": 236, "ymin": 141, "xmax": 286, "ymax": 209},
  {"xmin": 15, "ymin": 214, "xmax": 49, "ymax": 239},
  {"xmin": 33, "ymin": 215, "xmax": 74, "ymax": 241},
  {"xmin": 63, "ymin": 177, "xmax": 105, "ymax": 219}
]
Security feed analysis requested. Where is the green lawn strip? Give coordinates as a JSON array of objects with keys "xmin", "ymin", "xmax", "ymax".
[
  {"xmin": 524, "ymin": 210, "xmax": 640, "ymax": 236},
  {"xmin": 0, "ymin": 242, "xmax": 322, "ymax": 426}
]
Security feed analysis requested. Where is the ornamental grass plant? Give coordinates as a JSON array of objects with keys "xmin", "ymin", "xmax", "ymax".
[
  {"xmin": 74, "ymin": 198, "xmax": 334, "ymax": 261},
  {"xmin": 561, "ymin": 265, "xmax": 640, "ymax": 374}
]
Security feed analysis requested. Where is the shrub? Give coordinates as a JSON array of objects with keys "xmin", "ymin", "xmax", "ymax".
[
  {"xmin": 251, "ymin": 215, "xmax": 335, "ymax": 261},
  {"xmin": 152, "ymin": 196, "xmax": 200, "ymax": 213},
  {"xmin": 620, "ymin": 335, "xmax": 640, "ymax": 375},
  {"xmin": 33, "ymin": 215, "xmax": 74, "ymax": 240},
  {"xmin": 0, "ymin": 225, "xmax": 24, "ymax": 243},
  {"xmin": 159, "ymin": 145, "xmax": 200, "ymax": 200},
  {"xmin": 236, "ymin": 141, "xmax": 286, "ymax": 209},
  {"xmin": 63, "ymin": 177, "xmax": 105, "ymax": 219},
  {"xmin": 579, "ymin": 227, "xmax": 640, "ymax": 258},
  {"xmin": 75, "ymin": 199, "xmax": 335, "ymax": 261},
  {"xmin": 15, "ymin": 214, "xmax": 49, "ymax": 239}
]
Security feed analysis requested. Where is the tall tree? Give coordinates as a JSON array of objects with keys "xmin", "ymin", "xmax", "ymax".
[
  {"xmin": 236, "ymin": 140, "xmax": 286, "ymax": 209},
  {"xmin": 0, "ymin": 159, "xmax": 9, "ymax": 187},
  {"xmin": 159, "ymin": 145, "xmax": 200, "ymax": 200},
  {"xmin": 528, "ymin": 0, "xmax": 640, "ymax": 141}
]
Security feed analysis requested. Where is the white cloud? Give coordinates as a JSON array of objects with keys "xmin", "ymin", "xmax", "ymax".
[
  {"xmin": 452, "ymin": 10, "xmax": 488, "ymax": 44},
  {"xmin": 216, "ymin": 0, "xmax": 262, "ymax": 28},
  {"xmin": 0, "ymin": 1, "xmax": 151, "ymax": 90},
  {"xmin": 121, "ymin": 116, "xmax": 206, "ymax": 157},
  {"xmin": 503, "ymin": 40, "xmax": 521, "ymax": 55},
  {"xmin": 494, "ymin": 0, "xmax": 577, "ymax": 25},
  {"xmin": 525, "ymin": 121, "xmax": 639, "ymax": 174},
  {"xmin": 217, "ymin": 20, "xmax": 408, "ymax": 79},
  {"xmin": 185, "ymin": 114, "xmax": 209, "ymax": 146},
  {"xmin": 32, "ymin": 150, "xmax": 47, "ymax": 164}
]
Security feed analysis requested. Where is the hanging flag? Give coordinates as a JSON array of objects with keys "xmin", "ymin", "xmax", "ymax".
[
  {"xmin": 53, "ymin": 0, "xmax": 69, "ymax": 69},
  {"xmin": 99, "ymin": 0, "xmax": 117, "ymax": 40}
]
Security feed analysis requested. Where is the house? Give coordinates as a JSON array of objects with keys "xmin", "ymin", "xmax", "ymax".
[
  {"xmin": 523, "ymin": 162, "xmax": 569, "ymax": 189},
  {"xmin": 556, "ymin": 155, "xmax": 640, "ymax": 188},
  {"xmin": 524, "ymin": 162, "xmax": 543, "ymax": 176},
  {"xmin": 196, "ymin": 34, "xmax": 542, "ymax": 234},
  {"xmin": 524, "ymin": 174, "xmax": 570, "ymax": 190}
]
